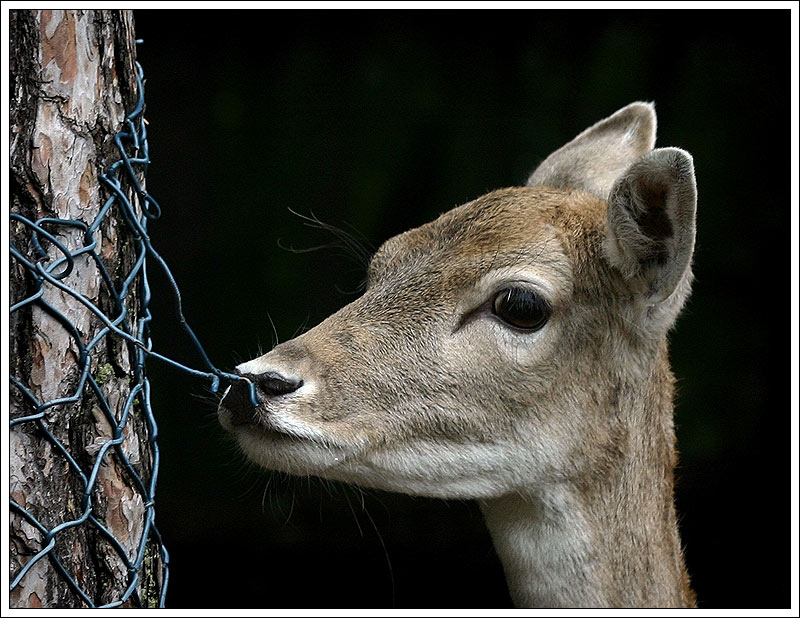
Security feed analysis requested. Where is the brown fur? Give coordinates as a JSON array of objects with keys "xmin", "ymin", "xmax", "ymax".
[{"xmin": 219, "ymin": 103, "xmax": 697, "ymax": 607}]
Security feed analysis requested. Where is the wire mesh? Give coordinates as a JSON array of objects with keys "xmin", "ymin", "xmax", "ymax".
[{"xmin": 9, "ymin": 59, "xmax": 256, "ymax": 608}]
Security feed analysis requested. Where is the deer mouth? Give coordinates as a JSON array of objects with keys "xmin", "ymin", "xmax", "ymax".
[
  {"xmin": 218, "ymin": 400, "xmax": 304, "ymax": 443},
  {"xmin": 217, "ymin": 390, "xmax": 344, "ymax": 453},
  {"xmin": 220, "ymin": 406, "xmax": 354, "ymax": 476}
]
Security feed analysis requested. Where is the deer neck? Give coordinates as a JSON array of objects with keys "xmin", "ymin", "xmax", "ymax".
[{"xmin": 479, "ymin": 360, "xmax": 694, "ymax": 609}]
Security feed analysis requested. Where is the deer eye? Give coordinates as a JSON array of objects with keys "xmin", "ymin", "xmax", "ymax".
[{"xmin": 492, "ymin": 287, "xmax": 551, "ymax": 331}]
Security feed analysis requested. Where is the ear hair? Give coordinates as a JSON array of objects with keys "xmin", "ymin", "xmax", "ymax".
[
  {"xmin": 527, "ymin": 102, "xmax": 656, "ymax": 198},
  {"xmin": 604, "ymin": 147, "xmax": 697, "ymax": 307}
]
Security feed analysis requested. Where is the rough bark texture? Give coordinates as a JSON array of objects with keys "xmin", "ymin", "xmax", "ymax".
[{"xmin": 9, "ymin": 9, "xmax": 163, "ymax": 608}]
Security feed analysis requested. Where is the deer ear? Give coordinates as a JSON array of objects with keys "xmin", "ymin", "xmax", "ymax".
[
  {"xmin": 527, "ymin": 102, "xmax": 656, "ymax": 198},
  {"xmin": 604, "ymin": 147, "xmax": 697, "ymax": 306}
]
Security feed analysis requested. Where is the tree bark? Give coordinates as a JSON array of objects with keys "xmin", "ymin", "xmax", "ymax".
[{"xmin": 9, "ymin": 9, "xmax": 164, "ymax": 608}]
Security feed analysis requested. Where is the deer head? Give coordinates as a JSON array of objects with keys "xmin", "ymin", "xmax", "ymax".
[
  {"xmin": 219, "ymin": 101, "xmax": 695, "ymax": 494},
  {"xmin": 218, "ymin": 102, "xmax": 697, "ymax": 607}
]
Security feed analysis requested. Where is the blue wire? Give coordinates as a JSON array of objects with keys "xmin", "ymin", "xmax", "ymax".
[{"xmin": 9, "ymin": 59, "xmax": 254, "ymax": 608}]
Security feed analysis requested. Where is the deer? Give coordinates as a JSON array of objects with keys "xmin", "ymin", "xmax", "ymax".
[{"xmin": 218, "ymin": 102, "xmax": 697, "ymax": 608}]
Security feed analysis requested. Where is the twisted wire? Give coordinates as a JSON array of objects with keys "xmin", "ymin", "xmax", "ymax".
[{"xmin": 9, "ymin": 60, "xmax": 255, "ymax": 608}]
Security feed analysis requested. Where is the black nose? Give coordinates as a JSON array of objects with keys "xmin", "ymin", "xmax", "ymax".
[
  {"xmin": 239, "ymin": 370, "xmax": 303, "ymax": 402},
  {"xmin": 221, "ymin": 370, "xmax": 303, "ymax": 427}
]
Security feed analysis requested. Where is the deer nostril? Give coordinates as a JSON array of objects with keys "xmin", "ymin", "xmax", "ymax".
[
  {"xmin": 241, "ymin": 371, "xmax": 303, "ymax": 401},
  {"xmin": 219, "ymin": 378, "xmax": 259, "ymax": 426}
]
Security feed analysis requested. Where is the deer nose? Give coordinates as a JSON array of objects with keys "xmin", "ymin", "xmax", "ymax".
[
  {"xmin": 238, "ymin": 370, "xmax": 303, "ymax": 402},
  {"xmin": 221, "ymin": 370, "xmax": 303, "ymax": 427}
]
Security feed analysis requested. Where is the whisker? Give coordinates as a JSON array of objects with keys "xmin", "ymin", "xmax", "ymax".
[
  {"xmin": 285, "ymin": 207, "xmax": 374, "ymax": 270},
  {"xmin": 360, "ymin": 494, "xmax": 395, "ymax": 608},
  {"xmin": 266, "ymin": 311, "xmax": 280, "ymax": 349}
]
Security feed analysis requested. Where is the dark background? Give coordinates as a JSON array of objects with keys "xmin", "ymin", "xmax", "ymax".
[{"xmin": 132, "ymin": 9, "xmax": 791, "ymax": 609}]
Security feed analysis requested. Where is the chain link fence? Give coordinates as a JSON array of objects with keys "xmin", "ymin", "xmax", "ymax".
[{"xmin": 9, "ymin": 59, "xmax": 256, "ymax": 608}]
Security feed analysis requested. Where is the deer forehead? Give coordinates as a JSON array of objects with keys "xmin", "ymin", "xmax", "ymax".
[{"xmin": 365, "ymin": 186, "xmax": 607, "ymax": 310}]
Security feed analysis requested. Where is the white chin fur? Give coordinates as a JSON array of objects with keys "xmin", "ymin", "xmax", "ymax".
[{"xmin": 233, "ymin": 424, "xmax": 352, "ymax": 475}]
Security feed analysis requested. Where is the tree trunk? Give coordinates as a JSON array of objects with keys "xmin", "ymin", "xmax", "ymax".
[{"xmin": 9, "ymin": 9, "xmax": 165, "ymax": 608}]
